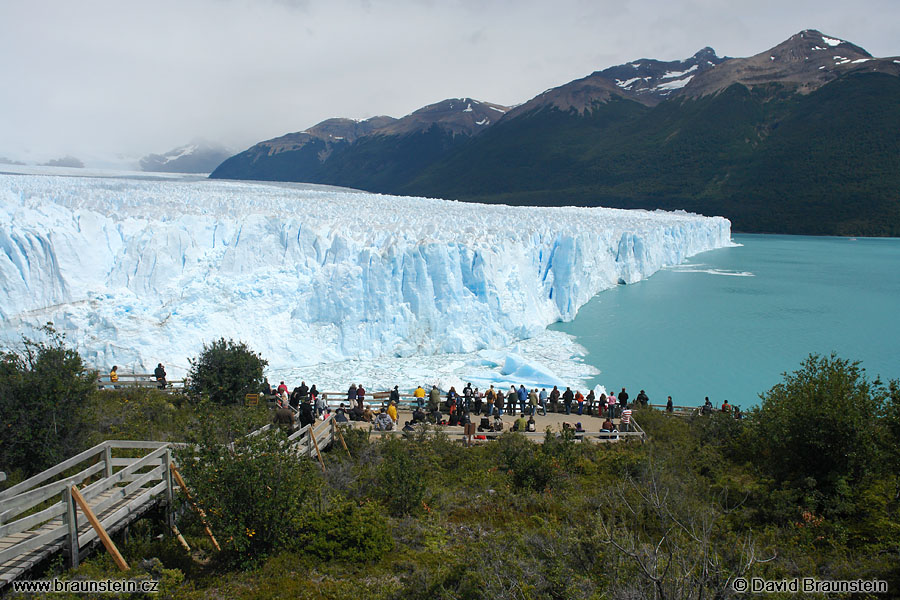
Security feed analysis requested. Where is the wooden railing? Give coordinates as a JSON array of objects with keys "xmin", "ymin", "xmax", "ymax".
[
  {"xmin": 0, "ymin": 440, "xmax": 175, "ymax": 579},
  {"xmin": 97, "ymin": 373, "xmax": 185, "ymax": 391}
]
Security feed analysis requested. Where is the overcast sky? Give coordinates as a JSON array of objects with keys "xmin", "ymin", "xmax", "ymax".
[{"xmin": 1, "ymin": 0, "xmax": 898, "ymax": 167}]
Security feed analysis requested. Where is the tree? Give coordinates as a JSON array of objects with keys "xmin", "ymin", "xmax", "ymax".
[
  {"xmin": 0, "ymin": 324, "xmax": 97, "ymax": 475},
  {"xmin": 750, "ymin": 353, "xmax": 886, "ymax": 512},
  {"xmin": 186, "ymin": 338, "xmax": 267, "ymax": 405}
]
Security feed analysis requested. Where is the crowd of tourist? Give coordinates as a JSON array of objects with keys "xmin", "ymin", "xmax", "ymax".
[{"xmin": 267, "ymin": 379, "xmax": 743, "ymax": 432}]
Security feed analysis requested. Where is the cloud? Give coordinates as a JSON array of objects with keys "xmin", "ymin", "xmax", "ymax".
[{"xmin": 0, "ymin": 0, "xmax": 897, "ymax": 166}]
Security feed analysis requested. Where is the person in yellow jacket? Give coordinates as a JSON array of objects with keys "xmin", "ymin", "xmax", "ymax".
[
  {"xmin": 413, "ymin": 385, "xmax": 426, "ymax": 410},
  {"xmin": 387, "ymin": 401, "xmax": 399, "ymax": 423},
  {"xmin": 109, "ymin": 366, "xmax": 119, "ymax": 388}
]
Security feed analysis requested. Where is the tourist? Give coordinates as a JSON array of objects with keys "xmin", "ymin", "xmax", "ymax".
[
  {"xmin": 563, "ymin": 387, "xmax": 574, "ymax": 415},
  {"xmin": 513, "ymin": 413, "xmax": 528, "ymax": 432},
  {"xmin": 526, "ymin": 415, "xmax": 537, "ymax": 432},
  {"xmin": 274, "ymin": 407, "xmax": 295, "ymax": 429},
  {"xmin": 412, "ymin": 405, "xmax": 426, "ymax": 423},
  {"xmin": 347, "ymin": 383, "xmax": 357, "ymax": 403},
  {"xmin": 702, "ymin": 397, "xmax": 713, "ymax": 415},
  {"xmin": 297, "ymin": 381, "xmax": 309, "ymax": 403},
  {"xmin": 619, "ymin": 387, "xmax": 629, "ymax": 408},
  {"xmin": 666, "ymin": 396, "xmax": 674, "ymax": 412},
  {"xmin": 721, "ymin": 399, "xmax": 732, "ymax": 413},
  {"xmin": 387, "ymin": 400, "xmax": 399, "ymax": 423},
  {"xmin": 298, "ymin": 399, "xmax": 315, "ymax": 428},
  {"xmin": 494, "ymin": 389, "xmax": 505, "ymax": 416},
  {"xmin": 601, "ymin": 417, "xmax": 614, "ymax": 431},
  {"xmin": 492, "ymin": 415, "xmax": 504, "ymax": 432},
  {"xmin": 389, "ymin": 385, "xmax": 400, "ymax": 407},
  {"xmin": 261, "ymin": 377, "xmax": 272, "ymax": 396},
  {"xmin": 428, "ymin": 385, "xmax": 441, "ymax": 412},
  {"xmin": 585, "ymin": 390, "xmax": 595, "ymax": 415},
  {"xmin": 636, "ymin": 389, "xmax": 649, "ymax": 407},
  {"xmin": 413, "ymin": 385, "xmax": 426, "ymax": 409},
  {"xmin": 356, "ymin": 384, "xmax": 366, "ymax": 410},
  {"xmin": 463, "ymin": 383, "xmax": 473, "ymax": 411},
  {"xmin": 277, "ymin": 381, "xmax": 288, "ymax": 396},
  {"xmin": 528, "ymin": 388, "xmax": 539, "ymax": 416},
  {"xmin": 621, "ymin": 407, "xmax": 632, "ymax": 431},
  {"xmin": 362, "ymin": 405, "xmax": 375, "ymax": 423},
  {"xmin": 575, "ymin": 390, "xmax": 585, "ymax": 415},
  {"xmin": 539, "ymin": 388, "xmax": 548, "ymax": 415},
  {"xmin": 154, "ymin": 363, "xmax": 167, "ymax": 389},
  {"xmin": 109, "ymin": 365, "xmax": 119, "ymax": 388},
  {"xmin": 334, "ymin": 404, "xmax": 349, "ymax": 423},
  {"xmin": 607, "ymin": 392, "xmax": 617, "ymax": 419},
  {"xmin": 549, "ymin": 385, "xmax": 560, "ymax": 413},
  {"xmin": 474, "ymin": 387, "xmax": 484, "ymax": 415},
  {"xmin": 310, "ymin": 385, "xmax": 323, "ymax": 415},
  {"xmin": 517, "ymin": 384, "xmax": 528, "ymax": 415},
  {"xmin": 374, "ymin": 408, "xmax": 394, "ymax": 431},
  {"xmin": 507, "ymin": 385, "xmax": 517, "ymax": 415}
]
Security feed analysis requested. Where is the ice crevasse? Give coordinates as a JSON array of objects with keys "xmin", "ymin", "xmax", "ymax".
[{"xmin": 0, "ymin": 173, "xmax": 732, "ymax": 375}]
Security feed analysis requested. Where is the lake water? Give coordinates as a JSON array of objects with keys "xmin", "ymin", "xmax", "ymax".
[{"xmin": 550, "ymin": 234, "xmax": 900, "ymax": 409}]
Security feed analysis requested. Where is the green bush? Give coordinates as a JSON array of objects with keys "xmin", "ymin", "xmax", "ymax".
[
  {"xmin": 174, "ymin": 429, "xmax": 320, "ymax": 567},
  {"xmin": 750, "ymin": 353, "xmax": 887, "ymax": 513},
  {"xmin": 297, "ymin": 499, "xmax": 393, "ymax": 562},
  {"xmin": 0, "ymin": 324, "xmax": 97, "ymax": 475},
  {"xmin": 185, "ymin": 338, "xmax": 267, "ymax": 405},
  {"xmin": 374, "ymin": 436, "xmax": 426, "ymax": 516}
]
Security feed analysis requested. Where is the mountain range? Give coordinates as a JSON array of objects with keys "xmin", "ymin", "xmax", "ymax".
[
  {"xmin": 210, "ymin": 30, "xmax": 900, "ymax": 236},
  {"xmin": 141, "ymin": 140, "xmax": 232, "ymax": 173}
]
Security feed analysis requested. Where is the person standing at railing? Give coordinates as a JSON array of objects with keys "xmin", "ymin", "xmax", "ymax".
[
  {"xmin": 428, "ymin": 385, "xmax": 441, "ymax": 413},
  {"xmin": 463, "ymin": 383, "xmax": 473, "ymax": 411},
  {"xmin": 607, "ymin": 392, "xmax": 617, "ymax": 419},
  {"xmin": 549, "ymin": 386, "xmax": 560, "ymax": 413},
  {"xmin": 563, "ymin": 387, "xmax": 574, "ymax": 415},
  {"xmin": 494, "ymin": 389, "xmax": 505, "ymax": 417},
  {"xmin": 636, "ymin": 389, "xmax": 649, "ymax": 407},
  {"xmin": 666, "ymin": 396, "xmax": 674, "ymax": 412},
  {"xmin": 539, "ymin": 388, "xmax": 548, "ymax": 416},
  {"xmin": 389, "ymin": 385, "xmax": 400, "ymax": 408},
  {"xmin": 575, "ymin": 390, "xmax": 585, "ymax": 415},
  {"xmin": 356, "ymin": 384, "xmax": 366, "ymax": 410},
  {"xmin": 413, "ymin": 385, "xmax": 426, "ymax": 410},
  {"xmin": 528, "ymin": 389, "xmax": 539, "ymax": 416},
  {"xmin": 154, "ymin": 363, "xmax": 167, "ymax": 389},
  {"xmin": 516, "ymin": 385, "xmax": 528, "ymax": 415},
  {"xmin": 110, "ymin": 365, "xmax": 119, "ymax": 388}
]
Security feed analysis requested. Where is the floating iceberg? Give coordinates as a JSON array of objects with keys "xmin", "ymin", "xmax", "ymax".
[{"xmin": 0, "ymin": 172, "xmax": 732, "ymax": 376}]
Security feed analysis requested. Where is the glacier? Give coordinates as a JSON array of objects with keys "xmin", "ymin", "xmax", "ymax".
[{"xmin": 0, "ymin": 171, "xmax": 732, "ymax": 382}]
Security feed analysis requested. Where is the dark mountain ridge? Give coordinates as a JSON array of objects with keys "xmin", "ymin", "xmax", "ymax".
[{"xmin": 211, "ymin": 30, "xmax": 900, "ymax": 235}]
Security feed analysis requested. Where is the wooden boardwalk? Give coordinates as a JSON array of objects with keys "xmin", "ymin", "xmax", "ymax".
[
  {"xmin": 0, "ymin": 408, "xmax": 645, "ymax": 588},
  {"xmin": 0, "ymin": 418, "xmax": 339, "ymax": 589}
]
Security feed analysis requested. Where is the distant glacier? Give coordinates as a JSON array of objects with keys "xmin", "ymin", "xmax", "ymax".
[{"xmin": 0, "ymin": 172, "xmax": 732, "ymax": 377}]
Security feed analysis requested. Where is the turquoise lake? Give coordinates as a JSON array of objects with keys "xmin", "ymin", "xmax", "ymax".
[{"xmin": 551, "ymin": 234, "xmax": 900, "ymax": 409}]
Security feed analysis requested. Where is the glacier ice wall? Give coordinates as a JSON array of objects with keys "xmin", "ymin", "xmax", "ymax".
[{"xmin": 0, "ymin": 173, "xmax": 732, "ymax": 375}]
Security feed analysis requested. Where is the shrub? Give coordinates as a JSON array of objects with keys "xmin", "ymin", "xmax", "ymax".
[
  {"xmin": 174, "ymin": 429, "xmax": 320, "ymax": 567},
  {"xmin": 374, "ymin": 436, "xmax": 426, "ymax": 516},
  {"xmin": 186, "ymin": 338, "xmax": 267, "ymax": 405},
  {"xmin": 297, "ymin": 499, "xmax": 393, "ymax": 562},
  {"xmin": 750, "ymin": 353, "xmax": 887, "ymax": 513},
  {"xmin": 0, "ymin": 324, "xmax": 97, "ymax": 475}
]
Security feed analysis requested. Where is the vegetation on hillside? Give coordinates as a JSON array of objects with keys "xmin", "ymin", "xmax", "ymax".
[
  {"xmin": 212, "ymin": 72, "xmax": 900, "ymax": 236},
  {"xmin": 5, "ymin": 341, "xmax": 897, "ymax": 599}
]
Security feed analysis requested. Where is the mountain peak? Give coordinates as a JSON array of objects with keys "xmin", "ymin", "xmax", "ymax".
[{"xmin": 680, "ymin": 30, "xmax": 893, "ymax": 97}]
